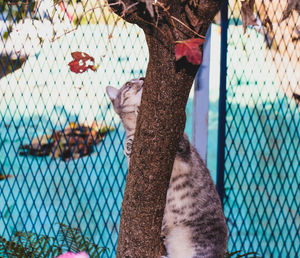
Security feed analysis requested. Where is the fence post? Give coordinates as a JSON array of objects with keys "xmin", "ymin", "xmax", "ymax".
[
  {"xmin": 192, "ymin": 25, "xmax": 212, "ymax": 164},
  {"xmin": 216, "ymin": 1, "xmax": 228, "ymax": 205}
]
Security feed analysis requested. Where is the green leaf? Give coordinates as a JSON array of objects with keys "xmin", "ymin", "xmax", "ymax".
[{"xmin": 0, "ymin": 224, "xmax": 106, "ymax": 257}]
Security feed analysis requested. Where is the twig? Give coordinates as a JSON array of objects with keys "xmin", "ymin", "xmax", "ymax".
[
  {"xmin": 170, "ymin": 15, "xmax": 205, "ymax": 39},
  {"xmin": 135, "ymin": 15, "xmax": 170, "ymax": 41},
  {"xmin": 107, "ymin": 0, "xmax": 138, "ymax": 18},
  {"xmin": 153, "ymin": 0, "xmax": 205, "ymax": 39},
  {"xmin": 23, "ymin": 0, "xmax": 29, "ymax": 22}
]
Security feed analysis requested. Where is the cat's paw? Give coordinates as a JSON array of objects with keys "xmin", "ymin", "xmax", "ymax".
[{"xmin": 160, "ymin": 224, "xmax": 169, "ymax": 239}]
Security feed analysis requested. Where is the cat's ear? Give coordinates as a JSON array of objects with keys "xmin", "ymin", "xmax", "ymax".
[{"xmin": 106, "ymin": 86, "xmax": 119, "ymax": 101}]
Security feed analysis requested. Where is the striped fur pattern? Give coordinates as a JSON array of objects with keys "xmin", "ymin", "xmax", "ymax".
[
  {"xmin": 106, "ymin": 78, "xmax": 228, "ymax": 258},
  {"xmin": 106, "ymin": 78, "xmax": 143, "ymax": 161}
]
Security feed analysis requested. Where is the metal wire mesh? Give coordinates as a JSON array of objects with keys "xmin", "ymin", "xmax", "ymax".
[
  {"xmin": 0, "ymin": 1, "xmax": 148, "ymax": 257},
  {"xmin": 222, "ymin": 0, "xmax": 299, "ymax": 256}
]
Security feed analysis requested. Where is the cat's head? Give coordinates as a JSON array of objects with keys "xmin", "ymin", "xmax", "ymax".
[{"xmin": 106, "ymin": 77, "xmax": 144, "ymax": 115}]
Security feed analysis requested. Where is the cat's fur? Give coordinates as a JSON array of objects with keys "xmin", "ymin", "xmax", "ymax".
[{"xmin": 106, "ymin": 78, "xmax": 228, "ymax": 258}]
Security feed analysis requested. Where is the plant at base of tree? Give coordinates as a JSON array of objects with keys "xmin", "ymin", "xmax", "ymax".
[{"xmin": 0, "ymin": 223, "xmax": 107, "ymax": 258}]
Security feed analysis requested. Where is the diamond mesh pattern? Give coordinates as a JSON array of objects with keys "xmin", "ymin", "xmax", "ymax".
[
  {"xmin": 223, "ymin": 0, "xmax": 299, "ymax": 256},
  {"xmin": 0, "ymin": 1, "xmax": 148, "ymax": 257}
]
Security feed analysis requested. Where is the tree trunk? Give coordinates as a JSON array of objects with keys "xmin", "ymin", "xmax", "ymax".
[{"xmin": 106, "ymin": 1, "xmax": 225, "ymax": 257}]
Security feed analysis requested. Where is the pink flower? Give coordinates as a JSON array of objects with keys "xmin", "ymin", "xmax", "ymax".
[{"xmin": 56, "ymin": 251, "xmax": 89, "ymax": 258}]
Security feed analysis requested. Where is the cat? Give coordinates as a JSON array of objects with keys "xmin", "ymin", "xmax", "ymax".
[{"xmin": 106, "ymin": 78, "xmax": 228, "ymax": 258}]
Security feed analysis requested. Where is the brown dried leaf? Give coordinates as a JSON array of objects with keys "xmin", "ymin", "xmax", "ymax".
[
  {"xmin": 292, "ymin": 26, "xmax": 300, "ymax": 42},
  {"xmin": 185, "ymin": 4, "xmax": 200, "ymax": 28},
  {"xmin": 140, "ymin": 0, "xmax": 155, "ymax": 17},
  {"xmin": 241, "ymin": 0, "xmax": 258, "ymax": 33},
  {"xmin": 280, "ymin": 0, "xmax": 300, "ymax": 22},
  {"xmin": 0, "ymin": 174, "xmax": 14, "ymax": 181}
]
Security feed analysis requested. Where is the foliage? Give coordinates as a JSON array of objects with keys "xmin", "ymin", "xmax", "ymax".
[
  {"xmin": 70, "ymin": 0, "xmax": 123, "ymax": 26},
  {"xmin": 280, "ymin": 0, "xmax": 300, "ymax": 22},
  {"xmin": 0, "ymin": 224, "xmax": 106, "ymax": 258},
  {"xmin": 0, "ymin": 0, "xmax": 36, "ymax": 22},
  {"xmin": 19, "ymin": 122, "xmax": 114, "ymax": 161},
  {"xmin": 175, "ymin": 38, "xmax": 205, "ymax": 65},
  {"xmin": 58, "ymin": 224, "xmax": 107, "ymax": 257},
  {"xmin": 0, "ymin": 174, "xmax": 14, "ymax": 181},
  {"xmin": 140, "ymin": 0, "xmax": 155, "ymax": 17},
  {"xmin": 240, "ymin": 0, "xmax": 300, "ymax": 34},
  {"xmin": 240, "ymin": 0, "xmax": 257, "ymax": 33},
  {"xmin": 0, "ymin": 236, "xmax": 33, "ymax": 257},
  {"xmin": 12, "ymin": 231, "xmax": 63, "ymax": 258}
]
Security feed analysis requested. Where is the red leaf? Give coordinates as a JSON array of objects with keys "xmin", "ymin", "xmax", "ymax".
[
  {"xmin": 68, "ymin": 60, "xmax": 89, "ymax": 73},
  {"xmin": 71, "ymin": 52, "xmax": 95, "ymax": 62},
  {"xmin": 175, "ymin": 38, "xmax": 205, "ymax": 65},
  {"xmin": 69, "ymin": 52, "xmax": 96, "ymax": 74},
  {"xmin": 186, "ymin": 50, "xmax": 203, "ymax": 66}
]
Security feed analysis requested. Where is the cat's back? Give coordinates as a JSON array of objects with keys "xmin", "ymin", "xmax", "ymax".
[{"xmin": 163, "ymin": 134, "xmax": 228, "ymax": 258}]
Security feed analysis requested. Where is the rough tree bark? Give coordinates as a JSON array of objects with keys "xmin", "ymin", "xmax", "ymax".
[{"xmin": 106, "ymin": 0, "xmax": 225, "ymax": 257}]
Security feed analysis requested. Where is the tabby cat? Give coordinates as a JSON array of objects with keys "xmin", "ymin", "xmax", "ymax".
[{"xmin": 106, "ymin": 78, "xmax": 228, "ymax": 258}]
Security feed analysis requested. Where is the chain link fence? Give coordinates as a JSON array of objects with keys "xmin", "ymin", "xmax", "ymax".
[
  {"xmin": 0, "ymin": 1, "xmax": 148, "ymax": 257},
  {"xmin": 220, "ymin": 0, "xmax": 299, "ymax": 256}
]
